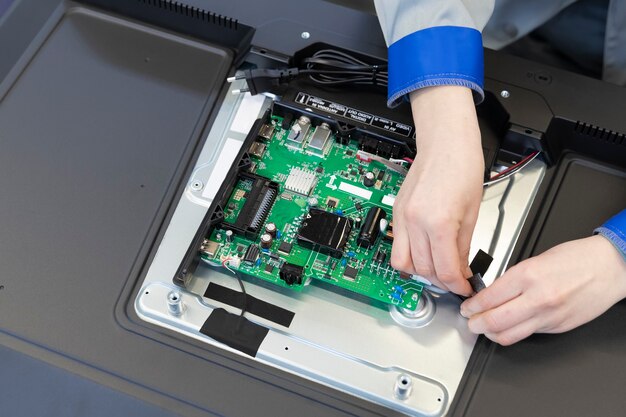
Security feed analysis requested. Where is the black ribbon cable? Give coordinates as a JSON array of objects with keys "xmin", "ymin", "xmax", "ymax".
[
  {"xmin": 204, "ymin": 282, "xmax": 295, "ymax": 328},
  {"xmin": 200, "ymin": 308, "xmax": 269, "ymax": 357}
]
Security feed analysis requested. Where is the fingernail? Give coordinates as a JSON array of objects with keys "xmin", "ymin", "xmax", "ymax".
[{"xmin": 459, "ymin": 305, "xmax": 469, "ymax": 318}]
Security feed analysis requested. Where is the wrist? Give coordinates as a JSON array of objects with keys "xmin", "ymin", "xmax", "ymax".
[
  {"xmin": 409, "ymin": 86, "xmax": 481, "ymax": 151},
  {"xmin": 592, "ymin": 235, "xmax": 626, "ymax": 301}
]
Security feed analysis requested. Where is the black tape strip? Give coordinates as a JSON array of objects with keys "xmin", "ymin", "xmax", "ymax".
[
  {"xmin": 204, "ymin": 282, "xmax": 295, "ymax": 328},
  {"xmin": 458, "ymin": 250, "xmax": 494, "ymax": 299},
  {"xmin": 200, "ymin": 308, "xmax": 269, "ymax": 357},
  {"xmin": 467, "ymin": 274, "xmax": 487, "ymax": 293},
  {"xmin": 470, "ymin": 249, "xmax": 493, "ymax": 276}
]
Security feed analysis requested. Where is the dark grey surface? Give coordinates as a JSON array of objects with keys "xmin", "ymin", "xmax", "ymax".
[
  {"xmin": 0, "ymin": 345, "xmax": 181, "ymax": 417},
  {"xmin": 0, "ymin": 3, "xmax": 238, "ymax": 417}
]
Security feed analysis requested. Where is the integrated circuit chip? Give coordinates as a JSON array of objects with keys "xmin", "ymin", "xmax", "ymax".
[
  {"xmin": 278, "ymin": 241, "xmax": 293, "ymax": 254},
  {"xmin": 343, "ymin": 266, "xmax": 358, "ymax": 281},
  {"xmin": 326, "ymin": 197, "xmax": 339, "ymax": 208}
]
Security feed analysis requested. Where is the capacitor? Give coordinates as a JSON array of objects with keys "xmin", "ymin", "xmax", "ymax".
[
  {"xmin": 260, "ymin": 233, "xmax": 273, "ymax": 249},
  {"xmin": 354, "ymin": 217, "xmax": 362, "ymax": 228},
  {"xmin": 357, "ymin": 207, "xmax": 387, "ymax": 248},
  {"xmin": 225, "ymin": 230, "xmax": 233, "ymax": 242},
  {"xmin": 307, "ymin": 197, "xmax": 319, "ymax": 207},
  {"xmin": 265, "ymin": 222, "xmax": 277, "ymax": 237},
  {"xmin": 363, "ymin": 171, "xmax": 376, "ymax": 187}
]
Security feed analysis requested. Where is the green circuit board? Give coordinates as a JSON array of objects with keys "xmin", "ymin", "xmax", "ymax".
[{"xmin": 201, "ymin": 114, "xmax": 423, "ymax": 311}]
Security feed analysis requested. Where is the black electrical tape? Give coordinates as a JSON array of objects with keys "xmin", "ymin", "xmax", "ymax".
[
  {"xmin": 467, "ymin": 273, "xmax": 487, "ymax": 293},
  {"xmin": 470, "ymin": 249, "xmax": 493, "ymax": 276},
  {"xmin": 200, "ymin": 308, "xmax": 269, "ymax": 357},
  {"xmin": 466, "ymin": 249, "xmax": 494, "ymax": 294},
  {"xmin": 466, "ymin": 249, "xmax": 493, "ymax": 294},
  {"xmin": 456, "ymin": 250, "xmax": 494, "ymax": 301},
  {"xmin": 204, "ymin": 282, "xmax": 295, "ymax": 328}
]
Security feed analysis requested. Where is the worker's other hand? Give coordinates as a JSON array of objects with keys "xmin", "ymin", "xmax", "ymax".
[
  {"xmin": 390, "ymin": 86, "xmax": 483, "ymax": 296},
  {"xmin": 461, "ymin": 235, "xmax": 626, "ymax": 345}
]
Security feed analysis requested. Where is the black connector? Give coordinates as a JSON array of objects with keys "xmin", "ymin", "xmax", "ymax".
[{"xmin": 228, "ymin": 68, "xmax": 300, "ymax": 96}]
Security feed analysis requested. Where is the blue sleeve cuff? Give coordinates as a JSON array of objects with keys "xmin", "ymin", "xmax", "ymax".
[
  {"xmin": 387, "ymin": 26, "xmax": 485, "ymax": 108},
  {"xmin": 594, "ymin": 209, "xmax": 626, "ymax": 261}
]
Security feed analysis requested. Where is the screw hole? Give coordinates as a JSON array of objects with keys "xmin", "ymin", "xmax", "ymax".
[
  {"xmin": 0, "ymin": 285, "xmax": 4, "ymax": 291},
  {"xmin": 400, "ymin": 378, "xmax": 408, "ymax": 385},
  {"xmin": 140, "ymin": 184, "xmax": 145, "ymax": 188},
  {"xmin": 259, "ymin": 49, "xmax": 267, "ymax": 54},
  {"xmin": 437, "ymin": 398, "xmax": 442, "ymax": 402},
  {"xmin": 284, "ymin": 347, "xmax": 289, "ymax": 351},
  {"xmin": 145, "ymin": 291, "xmax": 149, "ymax": 294},
  {"xmin": 525, "ymin": 129, "xmax": 533, "ymax": 134}
]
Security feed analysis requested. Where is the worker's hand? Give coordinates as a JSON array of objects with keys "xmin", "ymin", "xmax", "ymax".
[
  {"xmin": 461, "ymin": 235, "xmax": 626, "ymax": 345},
  {"xmin": 390, "ymin": 86, "xmax": 483, "ymax": 295}
]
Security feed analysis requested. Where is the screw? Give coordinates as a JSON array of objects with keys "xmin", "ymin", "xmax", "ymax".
[
  {"xmin": 190, "ymin": 180, "xmax": 203, "ymax": 191},
  {"xmin": 167, "ymin": 291, "xmax": 184, "ymax": 316},
  {"xmin": 500, "ymin": 90, "xmax": 510, "ymax": 98},
  {"xmin": 394, "ymin": 374, "xmax": 413, "ymax": 400},
  {"xmin": 301, "ymin": 31, "xmax": 310, "ymax": 39}
]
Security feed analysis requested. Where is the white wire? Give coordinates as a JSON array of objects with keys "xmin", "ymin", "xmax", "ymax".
[{"xmin": 483, "ymin": 152, "xmax": 541, "ymax": 187}]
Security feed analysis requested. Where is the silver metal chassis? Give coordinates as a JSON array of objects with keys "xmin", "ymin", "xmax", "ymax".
[{"xmin": 135, "ymin": 84, "xmax": 546, "ymax": 416}]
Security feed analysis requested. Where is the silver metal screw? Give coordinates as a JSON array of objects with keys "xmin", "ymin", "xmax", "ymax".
[
  {"xmin": 190, "ymin": 180, "xmax": 203, "ymax": 191},
  {"xmin": 301, "ymin": 31, "xmax": 310, "ymax": 39},
  {"xmin": 167, "ymin": 291, "xmax": 184, "ymax": 316},
  {"xmin": 394, "ymin": 374, "xmax": 413, "ymax": 400},
  {"xmin": 500, "ymin": 90, "xmax": 510, "ymax": 98}
]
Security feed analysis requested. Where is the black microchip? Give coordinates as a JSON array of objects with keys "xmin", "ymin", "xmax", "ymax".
[
  {"xmin": 316, "ymin": 166, "xmax": 324, "ymax": 174},
  {"xmin": 278, "ymin": 241, "xmax": 293, "ymax": 254},
  {"xmin": 377, "ymin": 170, "xmax": 385, "ymax": 180},
  {"xmin": 350, "ymin": 170, "xmax": 357, "ymax": 176},
  {"xmin": 264, "ymin": 264, "xmax": 274, "ymax": 273},
  {"xmin": 354, "ymin": 201, "xmax": 362, "ymax": 211},
  {"xmin": 343, "ymin": 266, "xmax": 358, "ymax": 280},
  {"xmin": 326, "ymin": 198, "xmax": 338, "ymax": 208},
  {"xmin": 346, "ymin": 150, "xmax": 354, "ymax": 156},
  {"xmin": 297, "ymin": 208, "xmax": 352, "ymax": 258}
]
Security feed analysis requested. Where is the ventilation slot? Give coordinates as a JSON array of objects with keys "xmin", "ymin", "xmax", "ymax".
[{"xmin": 574, "ymin": 121, "xmax": 625, "ymax": 146}]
